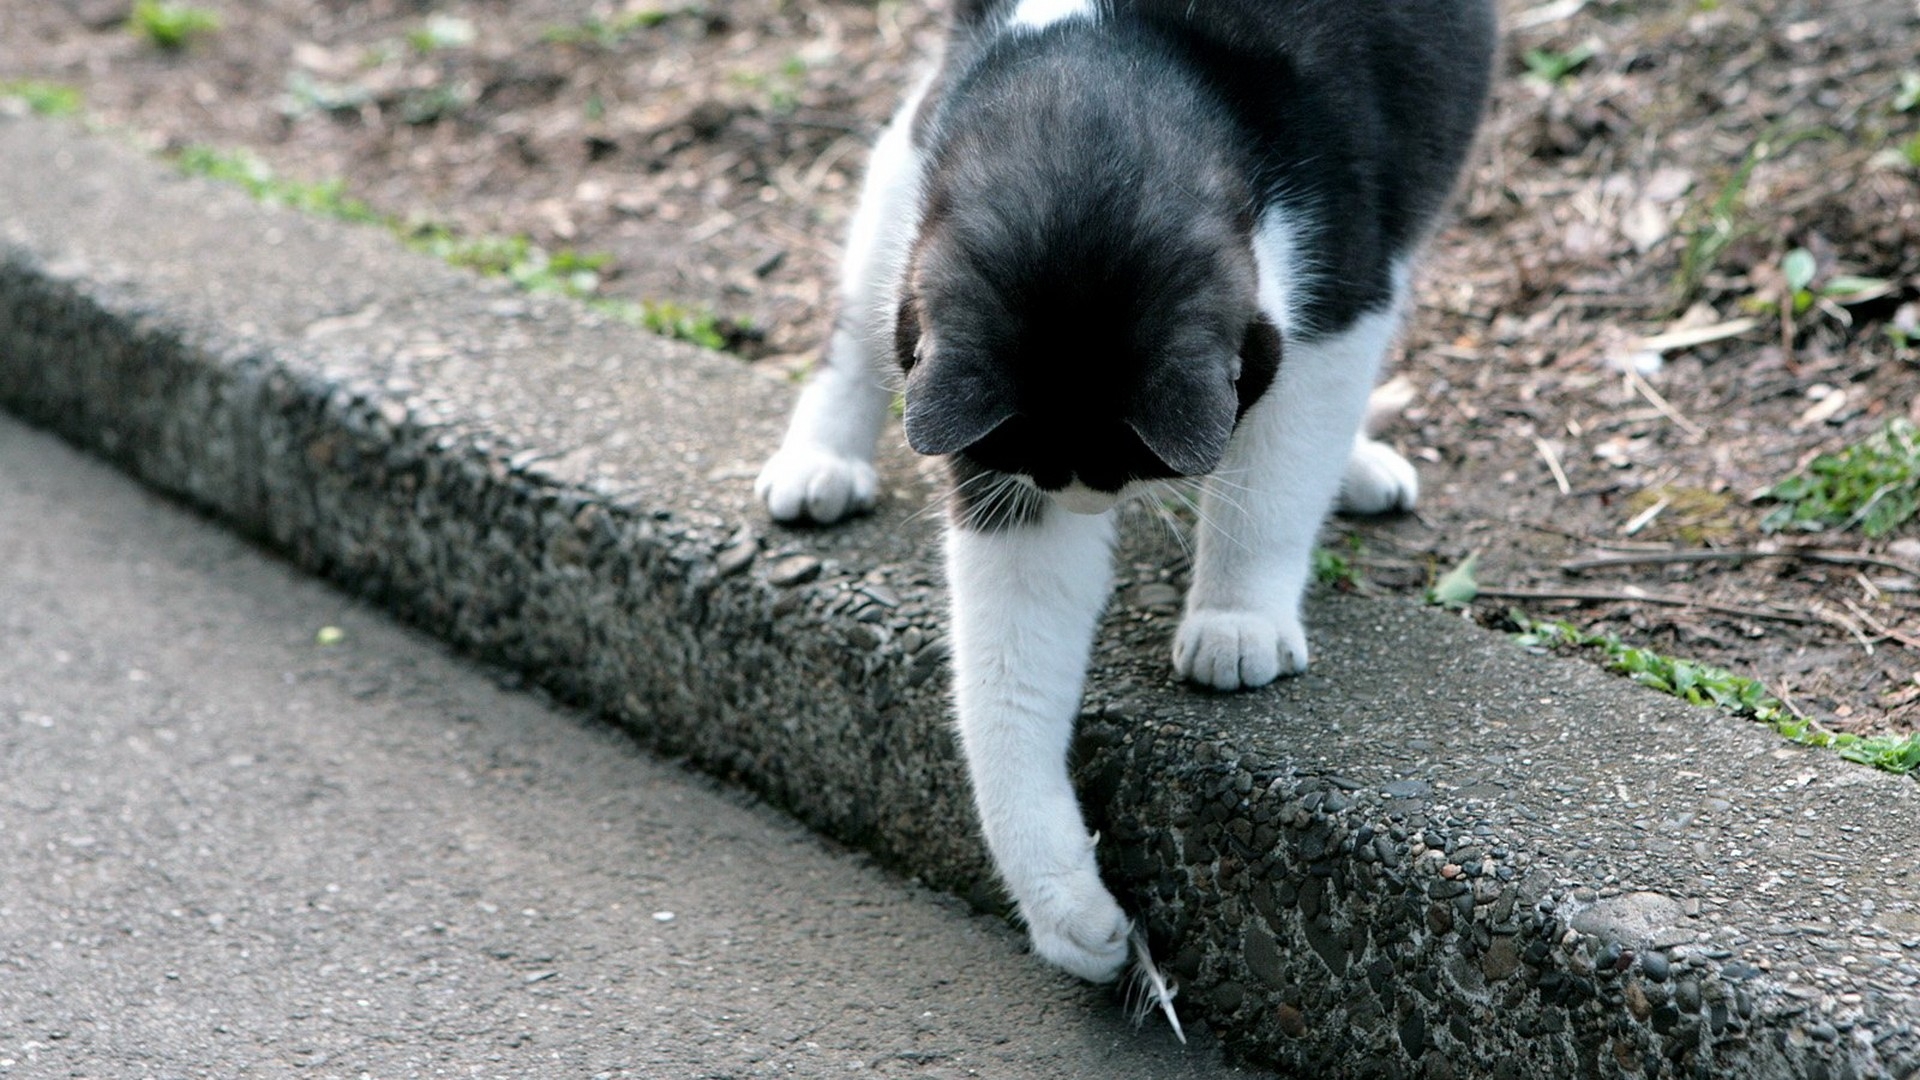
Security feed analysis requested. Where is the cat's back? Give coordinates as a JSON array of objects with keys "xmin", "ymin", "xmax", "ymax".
[{"xmin": 948, "ymin": 0, "xmax": 1494, "ymax": 65}]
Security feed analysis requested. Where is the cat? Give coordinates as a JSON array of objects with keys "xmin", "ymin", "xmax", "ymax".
[{"xmin": 757, "ymin": 0, "xmax": 1495, "ymax": 982}]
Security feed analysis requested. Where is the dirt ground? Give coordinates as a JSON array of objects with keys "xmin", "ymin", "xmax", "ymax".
[{"xmin": 3, "ymin": 0, "xmax": 1917, "ymax": 740}]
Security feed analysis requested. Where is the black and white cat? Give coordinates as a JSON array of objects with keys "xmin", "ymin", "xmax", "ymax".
[{"xmin": 758, "ymin": 0, "xmax": 1495, "ymax": 982}]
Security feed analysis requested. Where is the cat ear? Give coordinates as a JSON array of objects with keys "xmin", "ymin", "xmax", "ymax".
[
  {"xmin": 902, "ymin": 352, "xmax": 1016, "ymax": 456},
  {"xmin": 1124, "ymin": 318, "xmax": 1283, "ymax": 476},
  {"xmin": 898, "ymin": 295, "xmax": 1015, "ymax": 456},
  {"xmin": 894, "ymin": 291, "xmax": 922, "ymax": 372},
  {"xmin": 1125, "ymin": 359, "xmax": 1239, "ymax": 477}
]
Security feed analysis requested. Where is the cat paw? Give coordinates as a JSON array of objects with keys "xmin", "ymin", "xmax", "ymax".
[
  {"xmin": 1021, "ymin": 872, "xmax": 1132, "ymax": 984},
  {"xmin": 755, "ymin": 446, "xmax": 878, "ymax": 524},
  {"xmin": 1172, "ymin": 609, "xmax": 1308, "ymax": 690},
  {"xmin": 1338, "ymin": 438, "xmax": 1419, "ymax": 515}
]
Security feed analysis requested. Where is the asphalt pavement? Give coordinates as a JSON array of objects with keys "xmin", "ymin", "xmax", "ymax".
[{"xmin": 0, "ymin": 415, "xmax": 1251, "ymax": 1078}]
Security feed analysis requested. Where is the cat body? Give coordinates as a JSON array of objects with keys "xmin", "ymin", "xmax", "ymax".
[{"xmin": 758, "ymin": 0, "xmax": 1494, "ymax": 982}]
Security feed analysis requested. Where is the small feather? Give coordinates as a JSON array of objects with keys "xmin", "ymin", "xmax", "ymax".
[{"xmin": 1126, "ymin": 926, "xmax": 1185, "ymax": 1044}]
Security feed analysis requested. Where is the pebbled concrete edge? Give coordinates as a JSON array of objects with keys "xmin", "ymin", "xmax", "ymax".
[{"xmin": 3, "ymin": 117, "xmax": 1916, "ymax": 1078}]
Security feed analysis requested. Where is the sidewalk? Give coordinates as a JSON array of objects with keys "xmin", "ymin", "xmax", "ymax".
[
  {"xmin": 2, "ymin": 113, "xmax": 1916, "ymax": 1077},
  {"xmin": 0, "ymin": 414, "xmax": 1238, "ymax": 1078}
]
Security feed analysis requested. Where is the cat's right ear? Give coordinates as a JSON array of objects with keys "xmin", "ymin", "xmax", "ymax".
[{"xmin": 895, "ymin": 294, "xmax": 1015, "ymax": 456}]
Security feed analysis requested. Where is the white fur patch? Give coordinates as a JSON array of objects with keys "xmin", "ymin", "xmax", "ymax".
[
  {"xmin": 1173, "ymin": 234, "xmax": 1411, "ymax": 690},
  {"xmin": 1053, "ymin": 482, "xmax": 1120, "ymax": 515},
  {"xmin": 946, "ymin": 506, "xmax": 1130, "ymax": 982},
  {"xmin": 756, "ymin": 72, "xmax": 935, "ymax": 523},
  {"xmin": 1008, "ymin": 0, "xmax": 1098, "ymax": 32}
]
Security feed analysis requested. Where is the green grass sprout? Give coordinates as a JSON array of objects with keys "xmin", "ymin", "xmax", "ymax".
[
  {"xmin": 1761, "ymin": 419, "xmax": 1920, "ymax": 537},
  {"xmin": 1514, "ymin": 615, "xmax": 1920, "ymax": 776},
  {"xmin": 1426, "ymin": 552, "xmax": 1480, "ymax": 609},
  {"xmin": 174, "ymin": 145, "xmax": 381, "ymax": 222},
  {"xmin": 130, "ymin": 0, "xmax": 221, "ymax": 50},
  {"xmin": 0, "ymin": 80, "xmax": 82, "ymax": 117},
  {"xmin": 541, "ymin": 8, "xmax": 692, "ymax": 46},
  {"xmin": 1521, "ymin": 42, "xmax": 1597, "ymax": 86},
  {"xmin": 172, "ymin": 143, "xmax": 747, "ymax": 354},
  {"xmin": 1673, "ymin": 127, "xmax": 1837, "ymax": 308},
  {"xmin": 407, "ymin": 14, "xmax": 477, "ymax": 54}
]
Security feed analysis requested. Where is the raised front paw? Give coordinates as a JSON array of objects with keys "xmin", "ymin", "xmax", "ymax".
[
  {"xmin": 1172, "ymin": 608, "xmax": 1308, "ymax": 690},
  {"xmin": 1338, "ymin": 437, "xmax": 1419, "ymax": 515},
  {"xmin": 755, "ymin": 446, "xmax": 878, "ymax": 524},
  {"xmin": 1021, "ymin": 866, "xmax": 1132, "ymax": 984}
]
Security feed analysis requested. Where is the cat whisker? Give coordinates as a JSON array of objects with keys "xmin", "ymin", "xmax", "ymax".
[{"xmin": 1126, "ymin": 485, "xmax": 1195, "ymax": 561}]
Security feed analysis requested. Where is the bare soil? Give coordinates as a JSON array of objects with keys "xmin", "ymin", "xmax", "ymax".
[{"xmin": 4, "ymin": 0, "xmax": 1918, "ymax": 738}]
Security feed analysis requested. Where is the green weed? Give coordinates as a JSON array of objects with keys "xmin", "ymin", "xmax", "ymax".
[
  {"xmin": 0, "ymin": 80, "xmax": 82, "ymax": 117},
  {"xmin": 541, "ymin": 8, "xmax": 690, "ymax": 46},
  {"xmin": 1894, "ymin": 72, "xmax": 1920, "ymax": 114},
  {"xmin": 173, "ymin": 145, "xmax": 381, "ymax": 223},
  {"xmin": 1899, "ymin": 132, "xmax": 1920, "ymax": 170},
  {"xmin": 1521, "ymin": 42, "xmax": 1596, "ymax": 86},
  {"xmin": 1515, "ymin": 615, "xmax": 1920, "ymax": 776},
  {"xmin": 1426, "ymin": 552, "xmax": 1480, "ymax": 609},
  {"xmin": 1672, "ymin": 128, "xmax": 1836, "ymax": 307},
  {"xmin": 591, "ymin": 298, "xmax": 734, "ymax": 351},
  {"xmin": 1313, "ymin": 540, "xmax": 1365, "ymax": 589},
  {"xmin": 404, "ymin": 225, "xmax": 610, "ymax": 298},
  {"xmin": 407, "ymin": 14, "xmax": 476, "ymax": 54},
  {"xmin": 130, "ymin": 0, "xmax": 221, "ymax": 50},
  {"xmin": 1761, "ymin": 419, "xmax": 1920, "ymax": 538},
  {"xmin": 731, "ymin": 55, "xmax": 811, "ymax": 114},
  {"xmin": 173, "ymin": 142, "xmax": 745, "ymax": 353},
  {"xmin": 398, "ymin": 82, "xmax": 474, "ymax": 125},
  {"xmin": 279, "ymin": 71, "xmax": 373, "ymax": 118}
]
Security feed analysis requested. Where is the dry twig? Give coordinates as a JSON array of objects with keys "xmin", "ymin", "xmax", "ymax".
[
  {"xmin": 1561, "ymin": 547, "xmax": 1920, "ymax": 579},
  {"xmin": 1621, "ymin": 365, "xmax": 1706, "ymax": 441},
  {"xmin": 1474, "ymin": 585, "xmax": 1813, "ymax": 624},
  {"xmin": 1839, "ymin": 597, "xmax": 1920, "ymax": 652}
]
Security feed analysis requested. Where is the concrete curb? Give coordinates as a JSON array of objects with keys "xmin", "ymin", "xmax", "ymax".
[{"xmin": 4, "ymin": 116, "xmax": 1917, "ymax": 1078}]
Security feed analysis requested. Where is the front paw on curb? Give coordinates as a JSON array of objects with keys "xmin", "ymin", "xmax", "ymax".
[
  {"xmin": 1172, "ymin": 609, "xmax": 1307, "ymax": 690},
  {"xmin": 1023, "ymin": 877, "xmax": 1131, "ymax": 984},
  {"xmin": 754, "ymin": 447, "xmax": 878, "ymax": 524}
]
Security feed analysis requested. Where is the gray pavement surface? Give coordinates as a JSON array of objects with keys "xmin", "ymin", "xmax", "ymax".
[{"xmin": 0, "ymin": 415, "xmax": 1245, "ymax": 1078}]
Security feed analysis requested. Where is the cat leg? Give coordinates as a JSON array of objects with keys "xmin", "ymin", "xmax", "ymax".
[
  {"xmin": 1337, "ymin": 434, "xmax": 1419, "ymax": 515},
  {"xmin": 947, "ymin": 497, "xmax": 1131, "ymax": 982},
  {"xmin": 1174, "ymin": 302, "xmax": 1407, "ymax": 690},
  {"xmin": 756, "ymin": 78, "xmax": 931, "ymax": 524}
]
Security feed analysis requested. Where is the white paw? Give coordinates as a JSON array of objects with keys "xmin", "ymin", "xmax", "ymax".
[
  {"xmin": 1021, "ymin": 866, "xmax": 1131, "ymax": 984},
  {"xmin": 1172, "ymin": 608, "xmax": 1308, "ymax": 690},
  {"xmin": 755, "ymin": 446, "xmax": 878, "ymax": 524},
  {"xmin": 1338, "ymin": 438, "xmax": 1419, "ymax": 515}
]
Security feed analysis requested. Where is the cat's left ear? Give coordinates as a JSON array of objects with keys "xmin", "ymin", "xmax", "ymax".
[
  {"xmin": 1124, "ymin": 318, "xmax": 1282, "ymax": 477},
  {"xmin": 1124, "ymin": 360, "xmax": 1239, "ymax": 477}
]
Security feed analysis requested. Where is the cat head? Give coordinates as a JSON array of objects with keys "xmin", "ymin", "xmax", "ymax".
[
  {"xmin": 894, "ymin": 173, "xmax": 1281, "ymax": 501},
  {"xmin": 893, "ymin": 35, "xmax": 1280, "ymax": 504}
]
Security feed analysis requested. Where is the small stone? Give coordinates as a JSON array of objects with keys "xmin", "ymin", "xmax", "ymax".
[
  {"xmin": 716, "ymin": 539, "xmax": 758, "ymax": 576},
  {"xmin": 1642, "ymin": 952, "xmax": 1671, "ymax": 982},
  {"xmin": 766, "ymin": 554, "xmax": 822, "ymax": 586},
  {"xmin": 1129, "ymin": 582, "xmax": 1182, "ymax": 609},
  {"xmin": 1624, "ymin": 979, "xmax": 1652, "ymax": 1020},
  {"xmin": 1275, "ymin": 1002, "xmax": 1308, "ymax": 1038}
]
